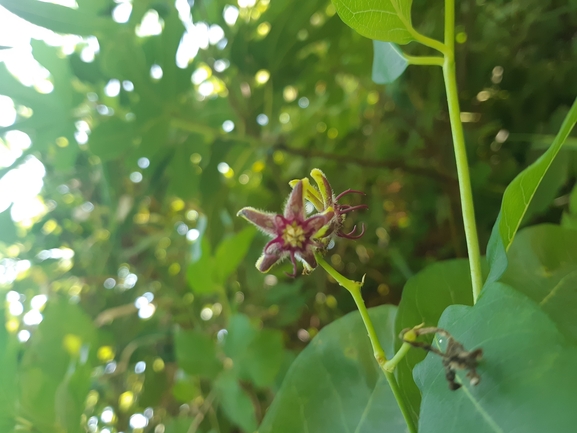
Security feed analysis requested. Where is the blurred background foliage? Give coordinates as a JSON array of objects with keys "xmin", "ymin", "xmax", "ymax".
[{"xmin": 0, "ymin": 0, "xmax": 576, "ymax": 432}]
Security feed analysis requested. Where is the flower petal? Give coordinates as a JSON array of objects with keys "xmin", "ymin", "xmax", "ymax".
[
  {"xmin": 311, "ymin": 168, "xmax": 334, "ymax": 209},
  {"xmin": 305, "ymin": 208, "xmax": 335, "ymax": 239},
  {"xmin": 289, "ymin": 178, "xmax": 324, "ymax": 211},
  {"xmin": 256, "ymin": 249, "xmax": 287, "ymax": 273},
  {"xmin": 264, "ymin": 236, "xmax": 284, "ymax": 254},
  {"xmin": 297, "ymin": 246, "xmax": 317, "ymax": 270},
  {"xmin": 237, "ymin": 207, "xmax": 278, "ymax": 236},
  {"xmin": 283, "ymin": 180, "xmax": 305, "ymax": 220}
]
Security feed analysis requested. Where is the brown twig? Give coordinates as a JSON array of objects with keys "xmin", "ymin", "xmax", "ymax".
[
  {"xmin": 94, "ymin": 303, "xmax": 138, "ymax": 327},
  {"xmin": 275, "ymin": 143, "xmax": 458, "ymax": 185}
]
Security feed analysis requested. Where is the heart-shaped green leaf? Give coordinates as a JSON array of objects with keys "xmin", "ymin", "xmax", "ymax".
[
  {"xmin": 394, "ymin": 259, "xmax": 479, "ymax": 424},
  {"xmin": 331, "ymin": 0, "xmax": 414, "ymax": 44},
  {"xmin": 501, "ymin": 224, "xmax": 577, "ymax": 344},
  {"xmin": 414, "ymin": 282, "xmax": 577, "ymax": 433},
  {"xmin": 259, "ymin": 305, "xmax": 406, "ymax": 433}
]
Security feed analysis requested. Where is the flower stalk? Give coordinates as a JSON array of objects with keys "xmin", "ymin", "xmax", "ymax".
[{"xmin": 314, "ymin": 253, "xmax": 418, "ymax": 433}]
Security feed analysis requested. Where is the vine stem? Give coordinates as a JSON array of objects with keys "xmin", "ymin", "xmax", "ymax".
[
  {"xmin": 442, "ymin": 0, "xmax": 484, "ymax": 303},
  {"xmin": 315, "ymin": 253, "xmax": 418, "ymax": 433},
  {"xmin": 401, "ymin": 0, "xmax": 484, "ymax": 302}
]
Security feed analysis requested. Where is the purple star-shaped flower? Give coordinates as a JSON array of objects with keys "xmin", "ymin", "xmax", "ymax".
[{"xmin": 237, "ymin": 180, "xmax": 334, "ymax": 277}]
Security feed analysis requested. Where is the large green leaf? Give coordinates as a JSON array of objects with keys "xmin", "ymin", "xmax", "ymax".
[
  {"xmin": 501, "ymin": 224, "xmax": 577, "ymax": 344},
  {"xmin": 0, "ymin": 0, "xmax": 114, "ymax": 36},
  {"xmin": 372, "ymin": 41, "xmax": 408, "ymax": 84},
  {"xmin": 394, "ymin": 259, "xmax": 477, "ymax": 425},
  {"xmin": 486, "ymin": 97, "xmax": 577, "ymax": 283},
  {"xmin": 331, "ymin": 0, "xmax": 414, "ymax": 44},
  {"xmin": 414, "ymin": 283, "xmax": 577, "ymax": 433},
  {"xmin": 259, "ymin": 305, "xmax": 406, "ymax": 433}
]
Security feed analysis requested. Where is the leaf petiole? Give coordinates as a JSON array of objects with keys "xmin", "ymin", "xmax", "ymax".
[
  {"xmin": 383, "ymin": 342, "xmax": 413, "ymax": 372},
  {"xmin": 409, "ymin": 28, "xmax": 448, "ymax": 55},
  {"xmin": 403, "ymin": 54, "xmax": 444, "ymax": 66}
]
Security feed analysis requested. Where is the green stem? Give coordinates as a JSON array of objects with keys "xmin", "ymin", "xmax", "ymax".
[
  {"xmin": 409, "ymin": 28, "xmax": 447, "ymax": 55},
  {"xmin": 383, "ymin": 342, "xmax": 412, "ymax": 372},
  {"xmin": 403, "ymin": 54, "xmax": 444, "ymax": 67},
  {"xmin": 442, "ymin": 0, "xmax": 484, "ymax": 303},
  {"xmin": 315, "ymin": 253, "xmax": 418, "ymax": 433},
  {"xmin": 384, "ymin": 370, "xmax": 415, "ymax": 430},
  {"xmin": 349, "ymin": 283, "xmax": 388, "ymax": 365}
]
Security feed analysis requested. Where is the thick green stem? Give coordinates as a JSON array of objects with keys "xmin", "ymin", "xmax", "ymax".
[
  {"xmin": 442, "ymin": 0, "xmax": 484, "ymax": 303},
  {"xmin": 315, "ymin": 253, "xmax": 418, "ymax": 433}
]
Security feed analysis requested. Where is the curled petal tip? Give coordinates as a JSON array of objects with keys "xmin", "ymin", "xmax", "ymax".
[
  {"xmin": 335, "ymin": 189, "xmax": 367, "ymax": 200},
  {"xmin": 338, "ymin": 223, "xmax": 366, "ymax": 239},
  {"xmin": 340, "ymin": 204, "xmax": 369, "ymax": 214}
]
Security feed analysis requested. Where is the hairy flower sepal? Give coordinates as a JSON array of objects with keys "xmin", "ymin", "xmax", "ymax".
[{"xmin": 237, "ymin": 180, "xmax": 334, "ymax": 277}]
